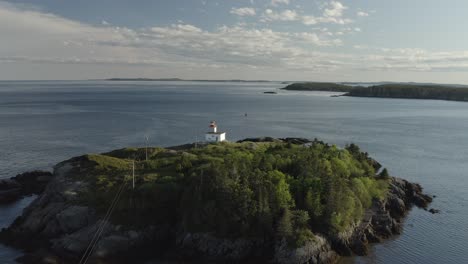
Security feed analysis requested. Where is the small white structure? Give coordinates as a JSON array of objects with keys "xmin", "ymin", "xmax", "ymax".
[{"xmin": 205, "ymin": 121, "xmax": 226, "ymax": 142}]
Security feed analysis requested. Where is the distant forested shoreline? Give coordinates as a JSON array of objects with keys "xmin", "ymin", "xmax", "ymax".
[{"xmin": 282, "ymin": 82, "xmax": 468, "ymax": 102}]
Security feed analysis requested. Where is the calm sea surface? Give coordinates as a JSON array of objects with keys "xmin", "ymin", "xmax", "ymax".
[{"xmin": 0, "ymin": 80, "xmax": 467, "ymax": 263}]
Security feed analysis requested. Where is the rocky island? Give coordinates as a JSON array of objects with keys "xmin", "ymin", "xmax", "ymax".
[{"xmin": 0, "ymin": 138, "xmax": 433, "ymax": 264}]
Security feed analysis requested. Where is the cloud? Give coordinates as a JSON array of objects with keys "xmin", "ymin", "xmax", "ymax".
[
  {"xmin": 0, "ymin": 1, "xmax": 345, "ymax": 75},
  {"xmin": 262, "ymin": 10, "xmax": 352, "ymax": 25},
  {"xmin": 351, "ymin": 47, "xmax": 468, "ymax": 72},
  {"xmin": 323, "ymin": 1, "xmax": 346, "ymax": 18},
  {"xmin": 310, "ymin": 1, "xmax": 352, "ymax": 24},
  {"xmin": 271, "ymin": 0, "xmax": 290, "ymax": 6},
  {"xmin": 170, "ymin": 24, "xmax": 203, "ymax": 33},
  {"xmin": 3, "ymin": 0, "xmax": 468, "ymax": 80},
  {"xmin": 262, "ymin": 1, "xmax": 352, "ymax": 25},
  {"xmin": 263, "ymin": 9, "xmax": 298, "ymax": 21},
  {"xmin": 316, "ymin": 16, "xmax": 352, "ymax": 25},
  {"xmin": 357, "ymin": 11, "xmax": 369, "ymax": 17},
  {"xmin": 301, "ymin": 16, "xmax": 318, "ymax": 25},
  {"xmin": 230, "ymin": 7, "xmax": 256, "ymax": 17}
]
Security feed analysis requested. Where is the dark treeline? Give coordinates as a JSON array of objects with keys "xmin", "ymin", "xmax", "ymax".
[
  {"xmin": 106, "ymin": 78, "xmax": 271, "ymax": 82},
  {"xmin": 348, "ymin": 84, "xmax": 468, "ymax": 101},
  {"xmin": 282, "ymin": 82, "xmax": 355, "ymax": 92},
  {"xmin": 282, "ymin": 82, "xmax": 468, "ymax": 102}
]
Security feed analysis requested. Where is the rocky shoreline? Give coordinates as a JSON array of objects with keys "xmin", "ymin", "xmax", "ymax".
[{"xmin": 0, "ymin": 140, "xmax": 435, "ymax": 264}]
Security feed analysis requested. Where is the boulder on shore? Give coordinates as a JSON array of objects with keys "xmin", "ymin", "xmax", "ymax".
[
  {"xmin": 0, "ymin": 170, "xmax": 52, "ymax": 203},
  {"xmin": 274, "ymin": 236, "xmax": 338, "ymax": 264}
]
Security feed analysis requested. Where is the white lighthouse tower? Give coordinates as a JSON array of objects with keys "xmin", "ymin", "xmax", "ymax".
[{"xmin": 205, "ymin": 121, "xmax": 226, "ymax": 142}]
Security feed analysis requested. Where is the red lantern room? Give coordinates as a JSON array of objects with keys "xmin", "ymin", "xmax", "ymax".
[{"xmin": 209, "ymin": 121, "xmax": 217, "ymax": 133}]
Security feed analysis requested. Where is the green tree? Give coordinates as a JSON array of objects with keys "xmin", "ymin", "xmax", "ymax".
[{"xmin": 277, "ymin": 208, "xmax": 293, "ymax": 239}]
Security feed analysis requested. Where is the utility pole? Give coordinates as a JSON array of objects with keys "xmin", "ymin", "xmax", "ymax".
[
  {"xmin": 145, "ymin": 135, "xmax": 149, "ymax": 161},
  {"xmin": 132, "ymin": 160, "xmax": 135, "ymax": 190}
]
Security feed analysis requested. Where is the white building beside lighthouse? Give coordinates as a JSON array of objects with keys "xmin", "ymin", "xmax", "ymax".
[{"xmin": 205, "ymin": 121, "xmax": 226, "ymax": 142}]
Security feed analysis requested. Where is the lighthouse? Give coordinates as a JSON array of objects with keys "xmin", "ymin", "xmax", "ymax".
[{"xmin": 205, "ymin": 121, "xmax": 226, "ymax": 142}]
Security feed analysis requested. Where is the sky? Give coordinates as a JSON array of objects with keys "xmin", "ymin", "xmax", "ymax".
[{"xmin": 1, "ymin": 0, "xmax": 468, "ymax": 83}]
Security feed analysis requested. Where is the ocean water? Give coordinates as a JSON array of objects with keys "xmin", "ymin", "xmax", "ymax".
[
  {"xmin": 0, "ymin": 80, "xmax": 467, "ymax": 263},
  {"xmin": 0, "ymin": 195, "xmax": 36, "ymax": 263}
]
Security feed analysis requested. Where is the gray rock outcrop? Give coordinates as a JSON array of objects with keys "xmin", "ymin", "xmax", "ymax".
[
  {"xmin": 274, "ymin": 235, "xmax": 337, "ymax": 264},
  {"xmin": 0, "ymin": 170, "xmax": 53, "ymax": 203}
]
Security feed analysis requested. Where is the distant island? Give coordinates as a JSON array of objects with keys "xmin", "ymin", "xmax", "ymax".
[
  {"xmin": 283, "ymin": 82, "xmax": 468, "ymax": 102},
  {"xmin": 106, "ymin": 78, "xmax": 272, "ymax": 83},
  {"xmin": 0, "ymin": 138, "xmax": 433, "ymax": 264}
]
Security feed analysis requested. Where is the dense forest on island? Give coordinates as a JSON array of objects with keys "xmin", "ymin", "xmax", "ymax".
[
  {"xmin": 347, "ymin": 84, "xmax": 468, "ymax": 101},
  {"xmin": 74, "ymin": 140, "xmax": 389, "ymax": 248},
  {"xmin": 282, "ymin": 82, "xmax": 355, "ymax": 92},
  {"xmin": 282, "ymin": 82, "xmax": 468, "ymax": 102}
]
